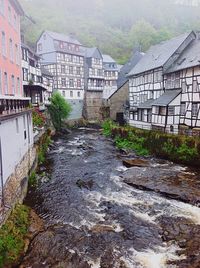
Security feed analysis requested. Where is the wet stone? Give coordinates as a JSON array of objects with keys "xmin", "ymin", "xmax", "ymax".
[{"xmin": 22, "ymin": 128, "xmax": 200, "ymax": 268}]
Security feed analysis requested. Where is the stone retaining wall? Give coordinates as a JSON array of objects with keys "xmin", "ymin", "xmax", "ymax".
[{"xmin": 0, "ymin": 145, "xmax": 37, "ymax": 225}]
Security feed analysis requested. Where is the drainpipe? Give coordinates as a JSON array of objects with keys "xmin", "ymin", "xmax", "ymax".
[
  {"xmin": 0, "ymin": 137, "xmax": 4, "ymax": 207},
  {"xmin": 164, "ymin": 105, "xmax": 168, "ymax": 133}
]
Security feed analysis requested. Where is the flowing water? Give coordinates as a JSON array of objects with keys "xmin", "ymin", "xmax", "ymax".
[{"xmin": 21, "ymin": 128, "xmax": 200, "ymax": 268}]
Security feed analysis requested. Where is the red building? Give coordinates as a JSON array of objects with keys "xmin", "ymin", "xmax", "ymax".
[{"xmin": 0, "ymin": 0, "xmax": 24, "ymax": 97}]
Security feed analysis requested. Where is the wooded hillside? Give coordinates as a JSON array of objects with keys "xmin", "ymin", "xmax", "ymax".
[{"xmin": 19, "ymin": 0, "xmax": 200, "ymax": 63}]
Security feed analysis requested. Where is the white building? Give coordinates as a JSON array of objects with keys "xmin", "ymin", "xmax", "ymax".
[
  {"xmin": 36, "ymin": 31, "xmax": 85, "ymax": 120},
  {"xmin": 21, "ymin": 43, "xmax": 53, "ymax": 108},
  {"xmin": 127, "ymin": 31, "xmax": 198, "ymax": 134}
]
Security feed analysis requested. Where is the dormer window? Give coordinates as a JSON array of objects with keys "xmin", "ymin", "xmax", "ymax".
[
  {"xmin": 75, "ymin": 45, "xmax": 79, "ymax": 52},
  {"xmin": 68, "ymin": 44, "xmax": 72, "ymax": 50},
  {"xmin": 60, "ymin": 42, "xmax": 64, "ymax": 49},
  {"xmin": 38, "ymin": 43, "xmax": 42, "ymax": 52}
]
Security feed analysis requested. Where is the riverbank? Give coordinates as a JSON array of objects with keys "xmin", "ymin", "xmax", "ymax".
[
  {"xmin": 102, "ymin": 120, "xmax": 200, "ymax": 166},
  {"xmin": 0, "ymin": 128, "xmax": 53, "ymax": 267},
  {"xmin": 18, "ymin": 127, "xmax": 200, "ymax": 268},
  {"xmin": 0, "ymin": 205, "xmax": 44, "ymax": 268}
]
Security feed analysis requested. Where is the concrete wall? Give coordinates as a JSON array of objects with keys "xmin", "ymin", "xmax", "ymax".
[{"xmin": 109, "ymin": 82, "xmax": 129, "ymax": 120}]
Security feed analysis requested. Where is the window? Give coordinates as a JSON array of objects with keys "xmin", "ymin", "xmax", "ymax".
[
  {"xmin": 170, "ymin": 125, "xmax": 174, "ymax": 133},
  {"xmin": 2, "ymin": 31, "xmax": 6, "ymax": 56},
  {"xmin": 77, "ymin": 67, "xmax": 81, "ymax": 75},
  {"xmin": 69, "ymin": 66, "xmax": 73, "ymax": 75},
  {"xmin": 9, "ymin": 38, "xmax": 13, "ymax": 62},
  {"xmin": 70, "ymin": 91, "xmax": 73, "ymax": 97},
  {"xmin": 61, "ymin": 78, "xmax": 66, "ymax": 87},
  {"xmin": 192, "ymin": 103, "xmax": 198, "ymax": 117},
  {"xmin": 168, "ymin": 106, "xmax": 175, "ymax": 116},
  {"xmin": 77, "ymin": 79, "xmax": 81, "ymax": 88},
  {"xmin": 38, "ymin": 43, "xmax": 42, "ymax": 52},
  {"xmin": 35, "ymin": 93, "xmax": 40, "ymax": 104},
  {"xmin": 22, "ymin": 48, "xmax": 28, "ymax": 61},
  {"xmin": 166, "ymin": 72, "xmax": 180, "ymax": 89},
  {"xmin": 193, "ymin": 80, "xmax": 198, "ymax": 92},
  {"xmin": 159, "ymin": 106, "xmax": 166, "ymax": 115},
  {"xmin": 61, "ymin": 65, "xmax": 65, "ymax": 74},
  {"xmin": 11, "ymin": 75, "xmax": 15, "ymax": 95},
  {"xmin": 17, "ymin": 77, "xmax": 20, "ymax": 95},
  {"xmin": 180, "ymin": 102, "xmax": 186, "ymax": 116},
  {"xmin": 0, "ymin": 0, "xmax": 5, "ymax": 15},
  {"xmin": 62, "ymin": 90, "xmax": 65, "ymax": 97},
  {"xmin": 15, "ymin": 44, "xmax": 19, "ymax": 65},
  {"xmin": 75, "ymin": 45, "xmax": 79, "ymax": 52},
  {"xmin": 22, "ymin": 68, "xmax": 28, "ymax": 81},
  {"xmin": 4, "ymin": 72, "xmax": 8, "ymax": 94},
  {"xmin": 69, "ymin": 79, "xmax": 74, "ymax": 87},
  {"xmin": 77, "ymin": 91, "xmax": 80, "ymax": 97}
]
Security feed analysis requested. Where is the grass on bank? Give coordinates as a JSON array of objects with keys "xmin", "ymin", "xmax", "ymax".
[
  {"xmin": 0, "ymin": 205, "xmax": 30, "ymax": 268},
  {"xmin": 102, "ymin": 120, "xmax": 200, "ymax": 165}
]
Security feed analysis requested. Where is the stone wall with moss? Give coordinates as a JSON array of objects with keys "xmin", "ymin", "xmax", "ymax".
[
  {"xmin": 103, "ymin": 120, "xmax": 200, "ymax": 166},
  {"xmin": 1, "ymin": 146, "xmax": 37, "ymax": 225}
]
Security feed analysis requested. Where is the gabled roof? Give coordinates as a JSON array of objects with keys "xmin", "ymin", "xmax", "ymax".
[
  {"xmin": 85, "ymin": 47, "xmax": 102, "ymax": 59},
  {"xmin": 152, "ymin": 90, "xmax": 181, "ymax": 106},
  {"xmin": 102, "ymin": 54, "xmax": 116, "ymax": 63},
  {"xmin": 10, "ymin": 0, "xmax": 24, "ymax": 15},
  {"xmin": 138, "ymin": 99, "xmax": 155, "ymax": 109},
  {"xmin": 166, "ymin": 34, "xmax": 200, "ymax": 73},
  {"xmin": 45, "ymin": 31, "xmax": 82, "ymax": 45},
  {"xmin": 128, "ymin": 32, "xmax": 194, "ymax": 76},
  {"xmin": 117, "ymin": 51, "xmax": 144, "ymax": 90}
]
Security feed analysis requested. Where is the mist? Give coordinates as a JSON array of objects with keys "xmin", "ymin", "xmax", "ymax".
[{"xmin": 19, "ymin": 0, "xmax": 200, "ymax": 63}]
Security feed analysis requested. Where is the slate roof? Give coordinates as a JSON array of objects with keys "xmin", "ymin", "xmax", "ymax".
[
  {"xmin": 166, "ymin": 34, "xmax": 200, "ymax": 73},
  {"xmin": 85, "ymin": 47, "xmax": 98, "ymax": 58},
  {"xmin": 128, "ymin": 32, "xmax": 193, "ymax": 76},
  {"xmin": 152, "ymin": 90, "xmax": 181, "ymax": 106},
  {"xmin": 117, "ymin": 51, "xmax": 144, "ymax": 90},
  {"xmin": 102, "ymin": 54, "xmax": 116, "ymax": 63},
  {"xmin": 138, "ymin": 99, "xmax": 155, "ymax": 109},
  {"xmin": 46, "ymin": 31, "xmax": 82, "ymax": 45}
]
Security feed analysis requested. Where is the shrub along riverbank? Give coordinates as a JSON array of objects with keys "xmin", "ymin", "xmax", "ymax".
[
  {"xmin": 102, "ymin": 120, "xmax": 200, "ymax": 166},
  {"xmin": 0, "ymin": 205, "xmax": 30, "ymax": 267}
]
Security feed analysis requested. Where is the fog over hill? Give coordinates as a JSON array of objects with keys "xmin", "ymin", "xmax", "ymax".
[{"xmin": 19, "ymin": 0, "xmax": 200, "ymax": 63}]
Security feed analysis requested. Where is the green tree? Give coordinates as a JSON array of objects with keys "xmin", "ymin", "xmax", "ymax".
[
  {"xmin": 48, "ymin": 92, "xmax": 72, "ymax": 131},
  {"xmin": 129, "ymin": 19, "xmax": 157, "ymax": 51}
]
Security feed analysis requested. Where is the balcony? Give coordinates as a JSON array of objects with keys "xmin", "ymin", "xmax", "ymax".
[{"xmin": 0, "ymin": 96, "xmax": 31, "ymax": 118}]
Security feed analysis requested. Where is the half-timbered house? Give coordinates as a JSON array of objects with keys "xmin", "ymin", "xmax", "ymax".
[
  {"xmin": 163, "ymin": 32, "xmax": 200, "ymax": 135},
  {"xmin": 21, "ymin": 43, "xmax": 53, "ymax": 109},
  {"xmin": 36, "ymin": 31, "xmax": 85, "ymax": 120},
  {"xmin": 128, "ymin": 31, "xmax": 196, "ymax": 131}
]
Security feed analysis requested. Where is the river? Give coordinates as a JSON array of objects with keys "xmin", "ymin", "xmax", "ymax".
[{"xmin": 20, "ymin": 128, "xmax": 200, "ymax": 268}]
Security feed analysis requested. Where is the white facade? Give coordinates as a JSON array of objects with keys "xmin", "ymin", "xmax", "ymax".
[{"xmin": 0, "ymin": 111, "xmax": 33, "ymax": 185}]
